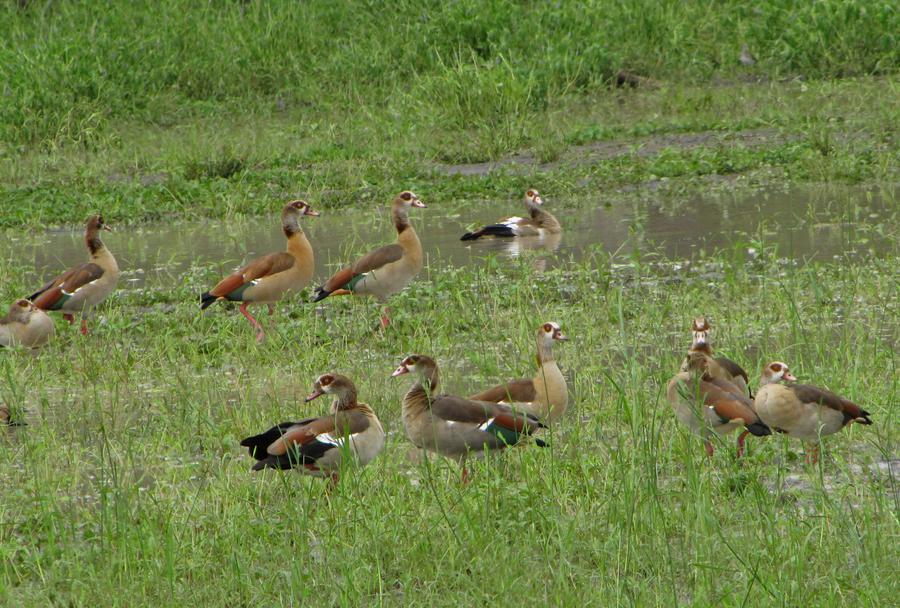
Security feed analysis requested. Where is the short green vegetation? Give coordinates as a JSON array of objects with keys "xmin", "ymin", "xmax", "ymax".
[
  {"xmin": 1, "ymin": 1, "xmax": 897, "ymax": 607},
  {"xmin": 1, "ymin": 249, "xmax": 897, "ymax": 606},
  {"xmin": 1, "ymin": 1, "xmax": 898, "ymax": 227}
]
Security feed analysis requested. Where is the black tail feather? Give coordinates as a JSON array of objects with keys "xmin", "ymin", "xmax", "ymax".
[
  {"xmin": 461, "ymin": 224, "xmax": 516, "ymax": 240},
  {"xmin": 534, "ymin": 438, "xmax": 549, "ymax": 448},
  {"xmin": 312, "ymin": 287, "xmax": 330, "ymax": 302},
  {"xmin": 240, "ymin": 422, "xmax": 297, "ymax": 459},
  {"xmin": 476, "ymin": 224, "xmax": 516, "ymax": 238},
  {"xmin": 856, "ymin": 409, "xmax": 873, "ymax": 425},
  {"xmin": 746, "ymin": 421, "xmax": 772, "ymax": 437},
  {"xmin": 200, "ymin": 292, "xmax": 217, "ymax": 310}
]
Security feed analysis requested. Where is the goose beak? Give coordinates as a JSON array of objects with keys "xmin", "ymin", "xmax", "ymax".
[
  {"xmin": 391, "ymin": 364, "xmax": 409, "ymax": 377},
  {"xmin": 304, "ymin": 388, "xmax": 324, "ymax": 402},
  {"xmin": 783, "ymin": 372, "xmax": 797, "ymax": 382},
  {"xmin": 411, "ymin": 198, "xmax": 426, "ymax": 208},
  {"xmin": 304, "ymin": 209, "xmax": 320, "ymax": 217},
  {"xmin": 554, "ymin": 331, "xmax": 568, "ymax": 341},
  {"xmin": 101, "ymin": 224, "xmax": 113, "ymax": 232}
]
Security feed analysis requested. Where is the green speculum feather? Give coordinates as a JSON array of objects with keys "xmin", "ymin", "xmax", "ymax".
[
  {"xmin": 225, "ymin": 282, "xmax": 253, "ymax": 302},
  {"xmin": 485, "ymin": 421, "xmax": 523, "ymax": 446},
  {"xmin": 345, "ymin": 273, "xmax": 366, "ymax": 292},
  {"xmin": 48, "ymin": 292, "xmax": 72, "ymax": 310}
]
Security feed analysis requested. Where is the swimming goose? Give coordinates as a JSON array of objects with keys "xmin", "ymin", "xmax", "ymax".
[
  {"xmin": 313, "ymin": 191, "xmax": 425, "ymax": 328},
  {"xmin": 0, "ymin": 299, "xmax": 54, "ymax": 348},
  {"xmin": 460, "ymin": 189, "xmax": 561, "ymax": 241},
  {"xmin": 392, "ymin": 354, "xmax": 545, "ymax": 483},
  {"xmin": 28, "ymin": 215, "xmax": 119, "ymax": 335},
  {"xmin": 754, "ymin": 361, "xmax": 872, "ymax": 464},
  {"xmin": 667, "ymin": 351, "xmax": 771, "ymax": 457},
  {"xmin": 200, "ymin": 200, "xmax": 318, "ymax": 343},
  {"xmin": 468, "ymin": 322, "xmax": 569, "ymax": 423},
  {"xmin": 240, "ymin": 373, "xmax": 385, "ymax": 482},
  {"xmin": 682, "ymin": 316, "xmax": 752, "ymax": 397}
]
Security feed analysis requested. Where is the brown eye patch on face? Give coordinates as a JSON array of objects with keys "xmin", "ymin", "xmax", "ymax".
[
  {"xmin": 320, "ymin": 375, "xmax": 333, "ymax": 385},
  {"xmin": 400, "ymin": 192, "xmax": 412, "ymax": 201},
  {"xmin": 770, "ymin": 363, "xmax": 782, "ymax": 372},
  {"xmin": 527, "ymin": 190, "xmax": 535, "ymax": 197},
  {"xmin": 543, "ymin": 323, "xmax": 552, "ymax": 332}
]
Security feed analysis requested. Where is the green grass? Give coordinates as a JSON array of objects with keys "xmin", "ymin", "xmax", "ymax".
[
  {"xmin": 2, "ymin": 0, "xmax": 898, "ymax": 148},
  {"xmin": 0, "ymin": 2, "xmax": 898, "ymax": 605},
  {"xmin": 0, "ymin": 244, "xmax": 896, "ymax": 606},
  {"xmin": 1, "ymin": 1, "xmax": 899, "ymax": 228},
  {"xmin": 1, "ymin": 76, "xmax": 898, "ymax": 228}
]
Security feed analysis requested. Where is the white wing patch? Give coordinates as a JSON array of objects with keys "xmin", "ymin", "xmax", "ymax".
[
  {"xmin": 477, "ymin": 418, "xmax": 499, "ymax": 432},
  {"xmin": 317, "ymin": 430, "xmax": 366, "ymax": 445},
  {"xmin": 316, "ymin": 433, "xmax": 342, "ymax": 446},
  {"xmin": 64, "ymin": 278, "xmax": 102, "ymax": 296}
]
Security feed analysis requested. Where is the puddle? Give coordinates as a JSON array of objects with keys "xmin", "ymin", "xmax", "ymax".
[{"xmin": 2, "ymin": 184, "xmax": 895, "ymax": 291}]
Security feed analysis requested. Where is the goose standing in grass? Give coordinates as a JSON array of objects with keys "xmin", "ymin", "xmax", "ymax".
[
  {"xmin": 200, "ymin": 200, "xmax": 319, "ymax": 343},
  {"xmin": 682, "ymin": 316, "xmax": 752, "ymax": 397},
  {"xmin": 667, "ymin": 351, "xmax": 771, "ymax": 457},
  {"xmin": 313, "ymin": 191, "xmax": 425, "ymax": 328},
  {"xmin": 0, "ymin": 299, "xmax": 54, "ymax": 348},
  {"xmin": 28, "ymin": 215, "xmax": 119, "ymax": 336},
  {"xmin": 392, "ymin": 354, "xmax": 545, "ymax": 483},
  {"xmin": 460, "ymin": 189, "xmax": 561, "ymax": 241},
  {"xmin": 240, "ymin": 374, "xmax": 385, "ymax": 483},
  {"xmin": 754, "ymin": 361, "xmax": 873, "ymax": 464},
  {"xmin": 469, "ymin": 322, "xmax": 569, "ymax": 423}
]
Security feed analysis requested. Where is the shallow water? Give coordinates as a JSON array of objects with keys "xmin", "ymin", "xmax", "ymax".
[{"xmin": 4, "ymin": 184, "xmax": 895, "ymax": 290}]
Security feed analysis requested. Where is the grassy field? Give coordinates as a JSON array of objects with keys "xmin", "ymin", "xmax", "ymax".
[
  {"xmin": 1, "ymin": 1, "xmax": 898, "ymax": 227},
  {"xmin": 0, "ymin": 248, "xmax": 897, "ymax": 606},
  {"xmin": 1, "ymin": 1, "xmax": 898, "ymax": 606}
]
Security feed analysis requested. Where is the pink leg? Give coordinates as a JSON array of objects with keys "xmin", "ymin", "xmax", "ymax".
[
  {"xmin": 239, "ymin": 302, "xmax": 265, "ymax": 343},
  {"xmin": 704, "ymin": 440, "xmax": 715, "ymax": 458},
  {"xmin": 806, "ymin": 445, "xmax": 820, "ymax": 465},
  {"xmin": 380, "ymin": 306, "xmax": 391, "ymax": 329},
  {"xmin": 80, "ymin": 318, "xmax": 89, "ymax": 336},
  {"xmin": 736, "ymin": 431, "xmax": 749, "ymax": 458},
  {"xmin": 460, "ymin": 465, "xmax": 469, "ymax": 485},
  {"xmin": 63, "ymin": 314, "xmax": 75, "ymax": 324},
  {"xmin": 268, "ymin": 304, "xmax": 276, "ymax": 316}
]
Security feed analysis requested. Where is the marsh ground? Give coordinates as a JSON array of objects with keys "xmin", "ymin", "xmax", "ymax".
[{"xmin": 1, "ymin": 2, "xmax": 898, "ymax": 606}]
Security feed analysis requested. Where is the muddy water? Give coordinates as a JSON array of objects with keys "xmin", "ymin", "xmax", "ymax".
[{"xmin": 5, "ymin": 184, "xmax": 896, "ymax": 290}]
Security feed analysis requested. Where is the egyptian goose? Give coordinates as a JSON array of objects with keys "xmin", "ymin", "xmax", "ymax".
[
  {"xmin": 0, "ymin": 299, "xmax": 54, "ymax": 348},
  {"xmin": 392, "ymin": 354, "xmax": 545, "ymax": 483},
  {"xmin": 240, "ymin": 373, "xmax": 385, "ymax": 483},
  {"xmin": 460, "ymin": 189, "xmax": 561, "ymax": 241},
  {"xmin": 468, "ymin": 322, "xmax": 569, "ymax": 423},
  {"xmin": 683, "ymin": 316, "xmax": 752, "ymax": 397},
  {"xmin": 667, "ymin": 351, "xmax": 771, "ymax": 457},
  {"xmin": 313, "ymin": 191, "xmax": 425, "ymax": 328},
  {"xmin": 754, "ymin": 361, "xmax": 873, "ymax": 464},
  {"xmin": 200, "ymin": 200, "xmax": 318, "ymax": 343},
  {"xmin": 28, "ymin": 215, "xmax": 119, "ymax": 335}
]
